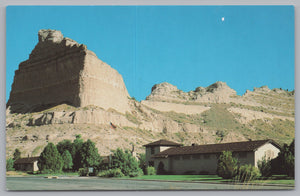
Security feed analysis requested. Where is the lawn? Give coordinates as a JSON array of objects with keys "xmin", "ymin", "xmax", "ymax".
[
  {"xmin": 125, "ymin": 175, "xmax": 295, "ymax": 185},
  {"xmin": 127, "ymin": 175, "xmax": 222, "ymax": 181}
]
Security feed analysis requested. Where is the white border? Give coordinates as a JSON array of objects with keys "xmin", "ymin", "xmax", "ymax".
[{"xmin": 0, "ymin": 0, "xmax": 298, "ymax": 196}]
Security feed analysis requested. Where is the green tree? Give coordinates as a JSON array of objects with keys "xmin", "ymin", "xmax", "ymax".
[
  {"xmin": 111, "ymin": 148, "xmax": 140, "ymax": 176},
  {"xmin": 13, "ymin": 148, "xmax": 21, "ymax": 161},
  {"xmin": 38, "ymin": 143, "xmax": 63, "ymax": 173},
  {"xmin": 6, "ymin": 158, "xmax": 14, "ymax": 171},
  {"xmin": 72, "ymin": 134, "xmax": 84, "ymax": 170},
  {"xmin": 57, "ymin": 139, "xmax": 74, "ymax": 157},
  {"xmin": 61, "ymin": 150, "xmax": 73, "ymax": 171},
  {"xmin": 138, "ymin": 153, "xmax": 146, "ymax": 174},
  {"xmin": 78, "ymin": 139, "xmax": 101, "ymax": 168},
  {"xmin": 217, "ymin": 151, "xmax": 238, "ymax": 179}
]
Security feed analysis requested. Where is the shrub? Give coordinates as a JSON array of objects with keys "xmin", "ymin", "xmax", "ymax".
[
  {"xmin": 40, "ymin": 169, "xmax": 54, "ymax": 174},
  {"xmin": 6, "ymin": 158, "xmax": 15, "ymax": 171},
  {"xmin": 138, "ymin": 153, "xmax": 146, "ymax": 174},
  {"xmin": 111, "ymin": 148, "xmax": 140, "ymax": 176},
  {"xmin": 145, "ymin": 166, "xmax": 156, "ymax": 175},
  {"xmin": 216, "ymin": 151, "xmax": 238, "ymax": 179},
  {"xmin": 129, "ymin": 168, "xmax": 144, "ymax": 177},
  {"xmin": 13, "ymin": 148, "xmax": 21, "ymax": 161},
  {"xmin": 257, "ymin": 156, "xmax": 272, "ymax": 177},
  {"xmin": 235, "ymin": 164, "xmax": 260, "ymax": 182},
  {"xmin": 98, "ymin": 168, "xmax": 125, "ymax": 178},
  {"xmin": 78, "ymin": 168, "xmax": 88, "ymax": 176}
]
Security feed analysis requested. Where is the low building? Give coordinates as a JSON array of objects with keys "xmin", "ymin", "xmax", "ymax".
[
  {"xmin": 14, "ymin": 157, "xmax": 39, "ymax": 172},
  {"xmin": 144, "ymin": 139, "xmax": 281, "ymax": 175}
]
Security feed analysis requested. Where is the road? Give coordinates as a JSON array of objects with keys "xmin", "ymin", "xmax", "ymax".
[{"xmin": 6, "ymin": 176, "xmax": 294, "ymax": 191}]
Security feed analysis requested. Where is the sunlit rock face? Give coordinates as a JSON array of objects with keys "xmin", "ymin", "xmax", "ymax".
[{"xmin": 7, "ymin": 29, "xmax": 130, "ymax": 113}]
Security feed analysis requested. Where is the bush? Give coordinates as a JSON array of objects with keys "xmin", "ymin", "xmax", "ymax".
[
  {"xmin": 257, "ymin": 156, "xmax": 272, "ymax": 177},
  {"xmin": 78, "ymin": 168, "xmax": 88, "ymax": 176},
  {"xmin": 145, "ymin": 166, "xmax": 156, "ymax": 175},
  {"xmin": 111, "ymin": 148, "xmax": 140, "ymax": 176},
  {"xmin": 217, "ymin": 151, "xmax": 238, "ymax": 179},
  {"xmin": 6, "ymin": 158, "xmax": 15, "ymax": 171},
  {"xmin": 129, "ymin": 168, "xmax": 144, "ymax": 177},
  {"xmin": 98, "ymin": 168, "xmax": 125, "ymax": 178},
  {"xmin": 235, "ymin": 164, "xmax": 260, "ymax": 182}
]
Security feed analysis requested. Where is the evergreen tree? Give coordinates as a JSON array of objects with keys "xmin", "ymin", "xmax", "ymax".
[
  {"xmin": 217, "ymin": 151, "xmax": 238, "ymax": 179},
  {"xmin": 78, "ymin": 139, "xmax": 101, "ymax": 168},
  {"xmin": 13, "ymin": 148, "xmax": 21, "ymax": 161},
  {"xmin": 61, "ymin": 150, "xmax": 73, "ymax": 171},
  {"xmin": 38, "ymin": 143, "xmax": 63, "ymax": 173}
]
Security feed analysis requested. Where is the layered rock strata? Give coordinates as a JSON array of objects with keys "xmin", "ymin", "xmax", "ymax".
[{"xmin": 7, "ymin": 29, "xmax": 130, "ymax": 113}]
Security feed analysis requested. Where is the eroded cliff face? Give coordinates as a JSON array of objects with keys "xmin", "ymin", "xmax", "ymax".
[{"xmin": 7, "ymin": 29, "xmax": 130, "ymax": 114}]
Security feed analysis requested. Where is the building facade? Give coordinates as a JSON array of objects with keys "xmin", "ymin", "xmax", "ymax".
[
  {"xmin": 14, "ymin": 157, "xmax": 39, "ymax": 172},
  {"xmin": 144, "ymin": 139, "xmax": 281, "ymax": 175}
]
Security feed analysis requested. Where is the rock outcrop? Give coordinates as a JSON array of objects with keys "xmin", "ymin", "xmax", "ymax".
[
  {"xmin": 145, "ymin": 81, "xmax": 237, "ymax": 103},
  {"xmin": 7, "ymin": 29, "xmax": 130, "ymax": 113}
]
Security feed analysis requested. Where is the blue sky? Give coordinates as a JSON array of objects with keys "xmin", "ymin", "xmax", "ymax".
[{"xmin": 6, "ymin": 6, "xmax": 294, "ymax": 102}]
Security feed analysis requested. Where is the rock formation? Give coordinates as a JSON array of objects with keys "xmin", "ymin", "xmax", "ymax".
[
  {"xmin": 145, "ymin": 81, "xmax": 237, "ymax": 103},
  {"xmin": 7, "ymin": 29, "xmax": 130, "ymax": 113}
]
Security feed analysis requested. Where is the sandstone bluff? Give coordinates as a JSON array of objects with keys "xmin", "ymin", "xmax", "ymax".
[
  {"xmin": 7, "ymin": 29, "xmax": 130, "ymax": 114},
  {"xmin": 6, "ymin": 29, "xmax": 294, "ymax": 158}
]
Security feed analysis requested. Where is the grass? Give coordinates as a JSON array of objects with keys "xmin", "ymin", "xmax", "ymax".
[
  {"xmin": 32, "ymin": 172, "xmax": 79, "ymax": 177},
  {"xmin": 6, "ymin": 171, "xmax": 28, "ymax": 176},
  {"xmin": 126, "ymin": 175, "xmax": 222, "ymax": 181},
  {"xmin": 125, "ymin": 112, "xmax": 142, "ymax": 125},
  {"xmin": 122, "ymin": 175, "xmax": 294, "ymax": 185}
]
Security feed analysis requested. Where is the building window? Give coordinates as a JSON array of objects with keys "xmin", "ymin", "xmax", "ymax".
[
  {"xmin": 192, "ymin": 154, "xmax": 201, "ymax": 159},
  {"xmin": 148, "ymin": 161, "xmax": 154, "ymax": 167},
  {"xmin": 204, "ymin": 154, "xmax": 210, "ymax": 159},
  {"xmin": 150, "ymin": 147, "xmax": 155, "ymax": 155}
]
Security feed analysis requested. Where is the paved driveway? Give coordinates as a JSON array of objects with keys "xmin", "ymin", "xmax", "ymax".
[{"xmin": 6, "ymin": 176, "xmax": 294, "ymax": 191}]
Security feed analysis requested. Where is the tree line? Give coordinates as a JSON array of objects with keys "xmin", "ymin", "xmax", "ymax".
[{"xmin": 7, "ymin": 134, "xmax": 156, "ymax": 177}]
